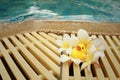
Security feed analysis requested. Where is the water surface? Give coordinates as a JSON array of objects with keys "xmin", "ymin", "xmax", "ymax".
[{"xmin": 0, "ymin": 0, "xmax": 120, "ymax": 23}]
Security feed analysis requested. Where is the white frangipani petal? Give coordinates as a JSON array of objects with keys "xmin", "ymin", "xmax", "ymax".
[
  {"xmin": 81, "ymin": 62, "xmax": 89, "ymax": 71},
  {"xmin": 56, "ymin": 40, "xmax": 62, "ymax": 46},
  {"xmin": 60, "ymin": 55, "xmax": 70, "ymax": 62},
  {"xmin": 70, "ymin": 35, "xmax": 79, "ymax": 47},
  {"xmin": 58, "ymin": 48, "xmax": 65, "ymax": 53},
  {"xmin": 88, "ymin": 45, "xmax": 97, "ymax": 54},
  {"xmin": 92, "ymin": 38, "xmax": 106, "ymax": 51},
  {"xmin": 82, "ymin": 61, "xmax": 91, "ymax": 70},
  {"xmin": 77, "ymin": 29, "xmax": 89, "ymax": 40},
  {"xmin": 99, "ymin": 45, "xmax": 106, "ymax": 51},
  {"xmin": 91, "ymin": 36, "xmax": 97, "ymax": 40},
  {"xmin": 58, "ymin": 36, "xmax": 62, "ymax": 40},
  {"xmin": 71, "ymin": 58, "xmax": 82, "ymax": 64},
  {"xmin": 87, "ymin": 65, "xmax": 91, "ymax": 71},
  {"xmin": 93, "ymin": 51, "xmax": 105, "ymax": 62},
  {"xmin": 92, "ymin": 38, "xmax": 102, "ymax": 46},
  {"xmin": 63, "ymin": 34, "xmax": 70, "ymax": 41},
  {"xmin": 66, "ymin": 47, "xmax": 72, "ymax": 54}
]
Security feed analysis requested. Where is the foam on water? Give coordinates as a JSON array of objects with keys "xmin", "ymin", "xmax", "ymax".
[
  {"xmin": 28, "ymin": 6, "xmax": 57, "ymax": 15},
  {"xmin": 0, "ymin": 0, "xmax": 120, "ymax": 23}
]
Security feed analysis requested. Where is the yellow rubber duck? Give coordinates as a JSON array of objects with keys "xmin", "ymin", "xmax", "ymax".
[{"xmin": 70, "ymin": 44, "xmax": 87, "ymax": 60}]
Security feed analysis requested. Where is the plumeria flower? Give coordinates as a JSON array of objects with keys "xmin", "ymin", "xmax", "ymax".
[
  {"xmin": 59, "ymin": 29, "xmax": 106, "ymax": 71},
  {"xmin": 77, "ymin": 29, "xmax": 92, "ymax": 51},
  {"xmin": 92, "ymin": 38, "xmax": 106, "ymax": 61},
  {"xmin": 56, "ymin": 33, "xmax": 79, "ymax": 54},
  {"xmin": 81, "ymin": 38, "xmax": 106, "ymax": 71},
  {"xmin": 59, "ymin": 29, "xmax": 93, "ymax": 64}
]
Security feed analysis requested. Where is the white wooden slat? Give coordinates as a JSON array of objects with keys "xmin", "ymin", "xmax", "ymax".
[
  {"xmin": 93, "ymin": 62, "xmax": 106, "ymax": 80},
  {"xmin": 105, "ymin": 36, "xmax": 120, "ymax": 61},
  {"xmin": 100, "ymin": 57, "xmax": 117, "ymax": 80},
  {"xmin": 98, "ymin": 35, "xmax": 117, "ymax": 80},
  {"xmin": 10, "ymin": 36, "xmax": 58, "ymax": 80},
  {"xmin": 0, "ymin": 49, "xmax": 11, "ymax": 58},
  {"xmin": 112, "ymin": 36, "xmax": 120, "ymax": 47},
  {"xmin": 39, "ymin": 32, "xmax": 61, "ymax": 47},
  {"xmin": 0, "ymin": 31, "xmax": 120, "ymax": 80},
  {"xmin": 84, "ymin": 68, "xmax": 93, "ymax": 80},
  {"xmin": 48, "ymin": 33, "xmax": 62, "ymax": 40},
  {"xmin": 73, "ymin": 63, "xmax": 81, "ymax": 80},
  {"xmin": 0, "ymin": 59, "xmax": 11, "ymax": 80},
  {"xmin": 69, "ymin": 77, "xmax": 109, "ymax": 80},
  {"xmin": 16, "ymin": 34, "xmax": 59, "ymax": 79},
  {"xmin": 24, "ymin": 33, "xmax": 60, "ymax": 66},
  {"xmin": 0, "ymin": 42, "xmax": 26, "ymax": 80},
  {"xmin": 2, "ymin": 38, "xmax": 40, "ymax": 80},
  {"xmin": 102, "ymin": 36, "xmax": 120, "ymax": 77},
  {"xmin": 37, "ymin": 70, "xmax": 55, "ymax": 80},
  {"xmin": 31, "ymin": 32, "xmax": 60, "ymax": 56},
  {"xmin": 61, "ymin": 62, "xmax": 69, "ymax": 80},
  {"xmin": 119, "ymin": 36, "xmax": 120, "ymax": 39}
]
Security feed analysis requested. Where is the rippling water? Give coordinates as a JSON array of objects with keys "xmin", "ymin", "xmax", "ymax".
[{"xmin": 0, "ymin": 0, "xmax": 120, "ymax": 23}]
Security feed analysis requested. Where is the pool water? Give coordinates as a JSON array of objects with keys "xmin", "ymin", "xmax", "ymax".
[{"xmin": 0, "ymin": 0, "xmax": 120, "ymax": 23}]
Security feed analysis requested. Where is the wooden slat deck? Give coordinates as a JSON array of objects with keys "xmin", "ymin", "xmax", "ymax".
[{"xmin": 0, "ymin": 32, "xmax": 120, "ymax": 80}]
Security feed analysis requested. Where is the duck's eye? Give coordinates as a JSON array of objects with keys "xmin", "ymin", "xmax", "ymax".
[{"xmin": 82, "ymin": 47, "xmax": 84, "ymax": 49}]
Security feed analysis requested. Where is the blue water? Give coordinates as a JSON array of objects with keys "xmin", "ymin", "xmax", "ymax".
[{"xmin": 0, "ymin": 0, "xmax": 120, "ymax": 23}]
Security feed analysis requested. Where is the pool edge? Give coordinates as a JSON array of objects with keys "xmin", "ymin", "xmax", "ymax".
[{"xmin": 0, "ymin": 20, "xmax": 120, "ymax": 38}]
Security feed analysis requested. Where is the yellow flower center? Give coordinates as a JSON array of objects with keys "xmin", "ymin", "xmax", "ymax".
[
  {"xmin": 86, "ymin": 54, "xmax": 94, "ymax": 61},
  {"xmin": 78, "ymin": 38, "xmax": 92, "ymax": 51},
  {"xmin": 70, "ymin": 44, "xmax": 87, "ymax": 60},
  {"xmin": 62, "ymin": 41, "xmax": 70, "ymax": 49}
]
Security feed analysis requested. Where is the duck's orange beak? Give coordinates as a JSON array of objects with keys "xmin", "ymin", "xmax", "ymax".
[{"xmin": 76, "ymin": 46, "xmax": 81, "ymax": 51}]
